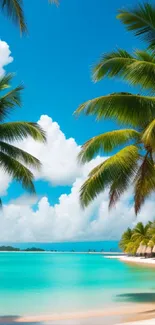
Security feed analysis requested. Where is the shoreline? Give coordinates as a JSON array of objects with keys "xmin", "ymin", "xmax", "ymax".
[
  {"xmin": 5, "ymin": 303, "xmax": 155, "ymax": 324},
  {"xmin": 105, "ymin": 255, "xmax": 155, "ymax": 266}
]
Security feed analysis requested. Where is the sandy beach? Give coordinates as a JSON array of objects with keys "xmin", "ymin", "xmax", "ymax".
[
  {"xmin": 0, "ymin": 303, "xmax": 153, "ymax": 325},
  {"xmin": 105, "ymin": 255, "xmax": 155, "ymax": 266}
]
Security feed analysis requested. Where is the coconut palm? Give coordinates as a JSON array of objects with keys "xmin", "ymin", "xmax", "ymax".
[
  {"xmin": 0, "ymin": 73, "xmax": 46, "ymax": 203},
  {"xmin": 125, "ymin": 241, "xmax": 139, "ymax": 256},
  {"xmin": 0, "ymin": 0, "xmax": 59, "ymax": 34},
  {"xmin": 147, "ymin": 221, "xmax": 155, "ymax": 240},
  {"xmin": 132, "ymin": 222, "xmax": 150, "ymax": 244},
  {"xmin": 120, "ymin": 221, "xmax": 155, "ymax": 256},
  {"xmin": 119, "ymin": 227, "xmax": 133, "ymax": 251},
  {"xmin": 75, "ymin": 4, "xmax": 155, "ymax": 215}
]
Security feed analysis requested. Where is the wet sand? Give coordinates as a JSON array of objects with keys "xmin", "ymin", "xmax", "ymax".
[{"xmin": 3, "ymin": 303, "xmax": 154, "ymax": 324}]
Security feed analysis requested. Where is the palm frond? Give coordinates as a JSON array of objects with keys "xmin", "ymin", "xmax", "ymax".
[
  {"xmin": 0, "ymin": 122, "xmax": 46, "ymax": 142},
  {"xmin": 0, "ymin": 73, "xmax": 14, "ymax": 91},
  {"xmin": 142, "ymin": 119, "xmax": 155, "ymax": 150},
  {"xmin": 117, "ymin": 3, "xmax": 155, "ymax": 49},
  {"xmin": 79, "ymin": 129, "xmax": 140, "ymax": 163},
  {"xmin": 0, "ymin": 151, "xmax": 35, "ymax": 193},
  {"xmin": 93, "ymin": 49, "xmax": 134, "ymax": 81},
  {"xmin": 109, "ymin": 169, "xmax": 133, "ymax": 209},
  {"xmin": 0, "ymin": 141, "xmax": 41, "ymax": 169},
  {"xmin": 125, "ymin": 241, "xmax": 139, "ymax": 255},
  {"xmin": 80, "ymin": 145, "xmax": 139, "ymax": 207},
  {"xmin": 0, "ymin": 85, "xmax": 23, "ymax": 121},
  {"xmin": 93, "ymin": 49, "xmax": 155, "ymax": 92},
  {"xmin": 0, "ymin": 0, "xmax": 27, "ymax": 33},
  {"xmin": 124, "ymin": 50, "xmax": 155, "ymax": 92},
  {"xmin": 134, "ymin": 154, "xmax": 155, "ymax": 214},
  {"xmin": 119, "ymin": 227, "xmax": 133, "ymax": 250},
  {"xmin": 132, "ymin": 221, "xmax": 150, "ymax": 241},
  {"xmin": 75, "ymin": 93, "xmax": 155, "ymax": 127}
]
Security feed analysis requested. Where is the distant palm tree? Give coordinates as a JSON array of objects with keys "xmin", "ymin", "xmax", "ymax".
[
  {"xmin": 119, "ymin": 228, "xmax": 133, "ymax": 252},
  {"xmin": 132, "ymin": 222, "xmax": 150, "ymax": 245},
  {"xmin": 0, "ymin": 0, "xmax": 59, "ymax": 34},
  {"xmin": 0, "ymin": 73, "xmax": 46, "ymax": 204},
  {"xmin": 75, "ymin": 3, "xmax": 155, "ymax": 215},
  {"xmin": 120, "ymin": 221, "xmax": 155, "ymax": 255}
]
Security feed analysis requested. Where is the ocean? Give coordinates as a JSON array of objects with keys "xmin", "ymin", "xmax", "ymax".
[
  {"xmin": 0, "ymin": 240, "xmax": 120, "ymax": 252},
  {"xmin": 0, "ymin": 247, "xmax": 155, "ymax": 317}
]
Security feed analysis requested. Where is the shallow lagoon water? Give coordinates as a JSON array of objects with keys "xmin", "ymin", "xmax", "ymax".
[{"xmin": 0, "ymin": 253, "xmax": 155, "ymax": 316}]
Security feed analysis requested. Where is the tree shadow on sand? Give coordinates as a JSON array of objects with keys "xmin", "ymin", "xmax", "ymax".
[
  {"xmin": 0, "ymin": 315, "xmax": 43, "ymax": 324},
  {"xmin": 117, "ymin": 292, "xmax": 155, "ymax": 304}
]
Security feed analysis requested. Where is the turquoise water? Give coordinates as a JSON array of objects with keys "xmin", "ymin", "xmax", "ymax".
[
  {"xmin": 0, "ymin": 253, "xmax": 155, "ymax": 316},
  {"xmin": 0, "ymin": 240, "xmax": 120, "ymax": 252}
]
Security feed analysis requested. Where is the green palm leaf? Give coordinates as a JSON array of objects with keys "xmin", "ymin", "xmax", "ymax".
[
  {"xmin": 0, "ymin": 152, "xmax": 35, "ymax": 193},
  {"xmin": 93, "ymin": 49, "xmax": 134, "ymax": 81},
  {"xmin": 132, "ymin": 222, "xmax": 150, "ymax": 241},
  {"xmin": 0, "ymin": 74, "xmax": 14, "ymax": 91},
  {"xmin": 142, "ymin": 119, "xmax": 155, "ymax": 150},
  {"xmin": 125, "ymin": 241, "xmax": 139, "ymax": 255},
  {"xmin": 0, "ymin": 0, "xmax": 27, "ymax": 34},
  {"xmin": 93, "ymin": 49, "xmax": 155, "ymax": 92},
  {"xmin": 0, "ymin": 122, "xmax": 46, "ymax": 142},
  {"xmin": 0, "ymin": 0, "xmax": 59, "ymax": 34},
  {"xmin": 75, "ymin": 93, "xmax": 155, "ymax": 127},
  {"xmin": 0, "ymin": 74, "xmax": 47, "ymax": 201},
  {"xmin": 79, "ymin": 129, "xmax": 140, "ymax": 163},
  {"xmin": 119, "ymin": 227, "xmax": 133, "ymax": 250},
  {"xmin": 117, "ymin": 3, "xmax": 155, "ymax": 49},
  {"xmin": 0, "ymin": 142, "xmax": 41, "ymax": 169},
  {"xmin": 80, "ymin": 145, "xmax": 139, "ymax": 207},
  {"xmin": 134, "ymin": 154, "xmax": 155, "ymax": 214},
  {"xmin": 0, "ymin": 85, "xmax": 23, "ymax": 121}
]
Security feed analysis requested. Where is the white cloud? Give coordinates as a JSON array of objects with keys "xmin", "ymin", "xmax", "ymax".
[
  {"xmin": 0, "ymin": 114, "xmax": 154, "ymax": 242},
  {"xmin": 0, "ymin": 41, "xmax": 13, "ymax": 76},
  {"xmin": 0, "ymin": 154, "xmax": 154, "ymax": 242},
  {"xmin": 16, "ymin": 115, "xmax": 82, "ymax": 186}
]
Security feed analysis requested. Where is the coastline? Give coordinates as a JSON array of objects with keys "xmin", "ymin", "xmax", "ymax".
[
  {"xmin": 105, "ymin": 255, "xmax": 155, "ymax": 266},
  {"xmin": 5, "ymin": 303, "xmax": 155, "ymax": 324}
]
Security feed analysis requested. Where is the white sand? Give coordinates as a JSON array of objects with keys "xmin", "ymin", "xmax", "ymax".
[
  {"xmin": 118, "ymin": 319, "xmax": 155, "ymax": 325},
  {"xmin": 120, "ymin": 256, "xmax": 155, "ymax": 265},
  {"xmin": 105, "ymin": 255, "xmax": 155, "ymax": 265}
]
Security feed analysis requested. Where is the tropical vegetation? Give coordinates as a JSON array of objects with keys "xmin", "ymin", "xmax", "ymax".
[
  {"xmin": 120, "ymin": 221, "xmax": 155, "ymax": 256},
  {"xmin": 0, "ymin": 73, "xmax": 46, "ymax": 204},
  {"xmin": 75, "ymin": 3, "xmax": 155, "ymax": 215},
  {"xmin": 0, "ymin": 0, "xmax": 59, "ymax": 33}
]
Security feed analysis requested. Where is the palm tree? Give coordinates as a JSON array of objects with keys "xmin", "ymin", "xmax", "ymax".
[
  {"xmin": 119, "ymin": 227, "xmax": 133, "ymax": 251},
  {"xmin": 120, "ymin": 221, "xmax": 155, "ymax": 256},
  {"xmin": 132, "ymin": 222, "xmax": 150, "ymax": 244},
  {"xmin": 75, "ymin": 4, "xmax": 155, "ymax": 215},
  {"xmin": 0, "ymin": 73, "xmax": 46, "ymax": 203},
  {"xmin": 0, "ymin": 0, "xmax": 59, "ymax": 34}
]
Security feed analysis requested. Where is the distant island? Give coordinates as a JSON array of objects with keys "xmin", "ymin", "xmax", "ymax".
[
  {"xmin": 0, "ymin": 246, "xmax": 45, "ymax": 252},
  {"xmin": 0, "ymin": 246, "xmax": 122, "ymax": 254}
]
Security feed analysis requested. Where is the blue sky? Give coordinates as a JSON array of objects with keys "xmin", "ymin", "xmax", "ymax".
[
  {"xmin": 0, "ymin": 0, "xmax": 153, "ymax": 242},
  {"xmin": 0, "ymin": 0, "xmax": 144, "ymax": 204}
]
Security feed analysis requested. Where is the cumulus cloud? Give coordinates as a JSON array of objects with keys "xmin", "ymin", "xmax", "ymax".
[
  {"xmin": 0, "ymin": 114, "xmax": 154, "ymax": 242},
  {"xmin": 1, "ymin": 177, "xmax": 154, "ymax": 242},
  {"xmin": 0, "ymin": 40, "xmax": 13, "ymax": 76},
  {"xmin": 16, "ymin": 115, "xmax": 82, "ymax": 186}
]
